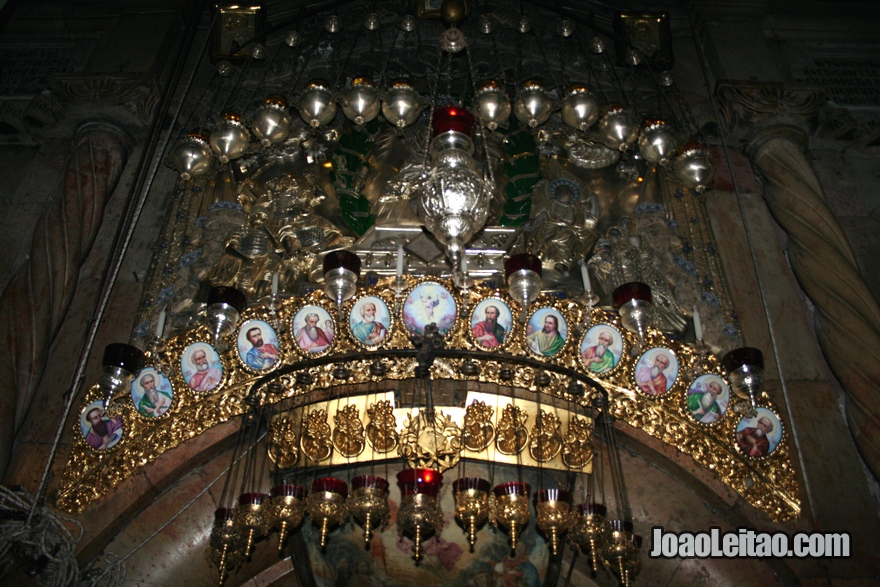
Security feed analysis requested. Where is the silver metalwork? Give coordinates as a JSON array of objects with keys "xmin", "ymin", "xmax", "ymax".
[
  {"xmin": 341, "ymin": 77, "xmax": 381, "ymax": 125},
  {"xmin": 209, "ymin": 113, "xmax": 250, "ymax": 163},
  {"xmin": 251, "ymin": 98, "xmax": 291, "ymax": 147},
  {"xmin": 474, "ymin": 80, "xmax": 510, "ymax": 131},
  {"xmin": 171, "ymin": 133, "xmax": 213, "ymax": 179},
  {"xmin": 561, "ymin": 85, "xmax": 599, "ymax": 131},
  {"xmin": 638, "ymin": 119, "xmax": 678, "ymax": 166},
  {"xmin": 441, "ymin": 27, "xmax": 467, "ymax": 53},
  {"xmin": 382, "ymin": 80, "xmax": 422, "ymax": 128},
  {"xmin": 418, "ymin": 166, "xmax": 492, "ymax": 267},
  {"xmin": 673, "ymin": 143, "xmax": 714, "ymax": 193},
  {"xmin": 297, "ymin": 80, "xmax": 337, "ymax": 128},
  {"xmin": 324, "ymin": 15, "xmax": 342, "ymax": 33},
  {"xmin": 514, "ymin": 80, "xmax": 553, "ymax": 128},
  {"xmin": 597, "ymin": 106, "xmax": 638, "ymax": 151}
]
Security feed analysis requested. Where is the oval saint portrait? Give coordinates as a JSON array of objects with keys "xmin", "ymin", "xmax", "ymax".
[
  {"xmin": 237, "ymin": 319, "xmax": 281, "ymax": 371},
  {"xmin": 470, "ymin": 298, "xmax": 513, "ymax": 349},
  {"xmin": 687, "ymin": 374, "xmax": 730, "ymax": 424},
  {"xmin": 292, "ymin": 305, "xmax": 335, "ymax": 354},
  {"xmin": 403, "ymin": 282, "xmax": 457, "ymax": 336},
  {"xmin": 735, "ymin": 407, "xmax": 783, "ymax": 458},
  {"xmin": 131, "ymin": 368, "xmax": 173, "ymax": 418},
  {"xmin": 579, "ymin": 324, "xmax": 624, "ymax": 374},
  {"xmin": 526, "ymin": 307, "xmax": 568, "ymax": 357},
  {"xmin": 181, "ymin": 342, "xmax": 223, "ymax": 393},
  {"xmin": 80, "ymin": 400, "xmax": 124, "ymax": 451},
  {"xmin": 349, "ymin": 296, "xmax": 391, "ymax": 348},
  {"xmin": 634, "ymin": 347, "xmax": 678, "ymax": 396}
]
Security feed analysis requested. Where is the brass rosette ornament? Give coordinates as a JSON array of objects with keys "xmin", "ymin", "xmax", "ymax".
[
  {"xmin": 207, "ymin": 507, "xmax": 243, "ymax": 586},
  {"xmin": 396, "ymin": 468, "xmax": 444, "ymax": 561},
  {"xmin": 348, "ymin": 475, "xmax": 390, "ymax": 545},
  {"xmin": 267, "ymin": 483, "xmax": 306, "ymax": 551},
  {"xmin": 306, "ymin": 477, "xmax": 348, "ymax": 548},
  {"xmin": 452, "ymin": 477, "xmax": 491, "ymax": 550},
  {"xmin": 535, "ymin": 488, "xmax": 571, "ymax": 556},
  {"xmin": 235, "ymin": 492, "xmax": 270, "ymax": 557},
  {"xmin": 490, "ymin": 481, "xmax": 531, "ymax": 552},
  {"xmin": 569, "ymin": 503, "xmax": 610, "ymax": 571}
]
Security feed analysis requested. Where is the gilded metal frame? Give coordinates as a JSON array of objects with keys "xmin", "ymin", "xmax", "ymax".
[{"xmin": 57, "ymin": 277, "xmax": 802, "ymax": 523}]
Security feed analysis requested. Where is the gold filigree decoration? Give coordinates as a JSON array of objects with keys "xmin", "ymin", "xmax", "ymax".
[
  {"xmin": 529, "ymin": 410, "xmax": 563, "ymax": 462},
  {"xmin": 562, "ymin": 416, "xmax": 593, "ymax": 469},
  {"xmin": 496, "ymin": 404, "xmax": 529, "ymax": 455},
  {"xmin": 55, "ymin": 281, "xmax": 803, "ymax": 523},
  {"xmin": 300, "ymin": 409, "xmax": 332, "ymax": 462},
  {"xmin": 462, "ymin": 400, "xmax": 495, "ymax": 451},
  {"xmin": 366, "ymin": 400, "xmax": 399, "ymax": 453},
  {"xmin": 267, "ymin": 416, "xmax": 299, "ymax": 468},
  {"xmin": 398, "ymin": 411, "xmax": 462, "ymax": 472},
  {"xmin": 333, "ymin": 404, "xmax": 366, "ymax": 458}
]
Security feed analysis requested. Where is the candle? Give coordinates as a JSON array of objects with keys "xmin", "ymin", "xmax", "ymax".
[
  {"xmin": 156, "ymin": 307, "xmax": 166, "ymax": 339},
  {"xmin": 580, "ymin": 261, "xmax": 591, "ymax": 294},
  {"xmin": 693, "ymin": 305, "xmax": 703, "ymax": 341},
  {"xmin": 396, "ymin": 245, "xmax": 404, "ymax": 279},
  {"xmin": 272, "ymin": 272, "xmax": 279, "ymax": 297}
]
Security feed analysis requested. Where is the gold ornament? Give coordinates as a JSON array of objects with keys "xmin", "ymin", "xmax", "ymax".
[
  {"xmin": 462, "ymin": 400, "xmax": 495, "ymax": 451},
  {"xmin": 333, "ymin": 404, "xmax": 366, "ymax": 457},
  {"xmin": 496, "ymin": 404, "xmax": 529, "ymax": 455},
  {"xmin": 528, "ymin": 409, "xmax": 563, "ymax": 462},
  {"xmin": 561, "ymin": 415, "xmax": 593, "ymax": 469},
  {"xmin": 398, "ymin": 410, "xmax": 462, "ymax": 472},
  {"xmin": 267, "ymin": 416, "xmax": 299, "ymax": 468},
  {"xmin": 301, "ymin": 409, "xmax": 333, "ymax": 462},
  {"xmin": 366, "ymin": 400, "xmax": 399, "ymax": 453}
]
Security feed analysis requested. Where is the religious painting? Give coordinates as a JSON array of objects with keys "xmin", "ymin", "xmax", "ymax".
[
  {"xmin": 237, "ymin": 319, "xmax": 281, "ymax": 371},
  {"xmin": 80, "ymin": 401, "xmax": 123, "ymax": 451},
  {"xmin": 687, "ymin": 374, "xmax": 730, "ymax": 425},
  {"xmin": 633, "ymin": 347, "xmax": 678, "ymax": 396},
  {"xmin": 469, "ymin": 298, "xmax": 513, "ymax": 350},
  {"xmin": 292, "ymin": 305, "xmax": 335, "ymax": 355},
  {"xmin": 181, "ymin": 342, "xmax": 223, "ymax": 393},
  {"xmin": 579, "ymin": 324, "xmax": 624, "ymax": 375},
  {"xmin": 403, "ymin": 282, "xmax": 457, "ymax": 336},
  {"xmin": 525, "ymin": 307, "xmax": 568, "ymax": 358},
  {"xmin": 735, "ymin": 407, "xmax": 783, "ymax": 458},
  {"xmin": 349, "ymin": 296, "xmax": 391, "ymax": 348},
  {"xmin": 130, "ymin": 368, "xmax": 173, "ymax": 419}
]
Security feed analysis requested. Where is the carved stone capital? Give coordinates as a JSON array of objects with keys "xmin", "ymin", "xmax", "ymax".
[
  {"xmin": 716, "ymin": 81, "xmax": 829, "ymax": 144},
  {"xmin": 50, "ymin": 73, "xmax": 159, "ymax": 124}
]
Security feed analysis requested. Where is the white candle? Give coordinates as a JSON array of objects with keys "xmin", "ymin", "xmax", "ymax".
[
  {"xmin": 580, "ymin": 261, "xmax": 592, "ymax": 293},
  {"xmin": 272, "ymin": 272, "xmax": 279, "ymax": 296},
  {"xmin": 396, "ymin": 245, "xmax": 404, "ymax": 278},
  {"xmin": 156, "ymin": 307, "xmax": 166, "ymax": 338},
  {"xmin": 693, "ymin": 305, "xmax": 703, "ymax": 341}
]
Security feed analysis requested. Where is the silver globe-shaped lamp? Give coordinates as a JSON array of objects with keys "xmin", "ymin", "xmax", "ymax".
[
  {"xmin": 297, "ymin": 80, "xmax": 337, "ymax": 128},
  {"xmin": 205, "ymin": 286, "xmax": 247, "ymax": 353},
  {"xmin": 723, "ymin": 347, "xmax": 764, "ymax": 413},
  {"xmin": 505, "ymin": 254, "xmax": 542, "ymax": 323},
  {"xmin": 99, "ymin": 343, "xmax": 145, "ymax": 410},
  {"xmin": 673, "ymin": 142, "xmax": 714, "ymax": 193},
  {"xmin": 323, "ymin": 250, "xmax": 361, "ymax": 316},
  {"xmin": 341, "ymin": 77, "xmax": 381, "ymax": 125},
  {"xmin": 613, "ymin": 282, "xmax": 653, "ymax": 353},
  {"xmin": 251, "ymin": 95, "xmax": 291, "ymax": 147},
  {"xmin": 382, "ymin": 80, "xmax": 422, "ymax": 129},
  {"xmin": 209, "ymin": 112, "xmax": 250, "ymax": 163},
  {"xmin": 474, "ymin": 80, "xmax": 511, "ymax": 131},
  {"xmin": 171, "ymin": 130, "xmax": 213, "ymax": 179}
]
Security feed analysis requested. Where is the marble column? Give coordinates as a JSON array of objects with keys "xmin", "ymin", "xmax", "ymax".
[
  {"xmin": 718, "ymin": 81, "xmax": 880, "ymax": 479},
  {"xmin": 0, "ymin": 120, "xmax": 133, "ymax": 477}
]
